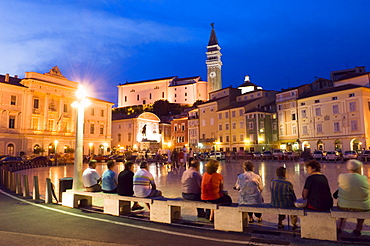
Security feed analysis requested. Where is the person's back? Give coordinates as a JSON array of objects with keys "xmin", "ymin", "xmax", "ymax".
[
  {"xmin": 270, "ymin": 177, "xmax": 296, "ymax": 208},
  {"xmin": 102, "ymin": 160, "xmax": 117, "ymax": 193},
  {"xmin": 338, "ymin": 171, "xmax": 370, "ymax": 210},
  {"xmin": 117, "ymin": 162, "xmax": 135, "ymax": 196},
  {"xmin": 82, "ymin": 160, "xmax": 101, "ymax": 192},
  {"xmin": 133, "ymin": 161, "xmax": 162, "ymax": 198}
]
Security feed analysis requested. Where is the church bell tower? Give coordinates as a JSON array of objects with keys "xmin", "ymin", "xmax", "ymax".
[{"xmin": 206, "ymin": 23, "xmax": 222, "ymax": 95}]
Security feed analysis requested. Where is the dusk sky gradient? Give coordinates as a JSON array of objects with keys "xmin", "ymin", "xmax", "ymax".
[{"xmin": 1, "ymin": 1, "xmax": 370, "ymax": 105}]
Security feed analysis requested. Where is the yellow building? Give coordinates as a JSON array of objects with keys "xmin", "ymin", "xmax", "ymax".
[
  {"xmin": 0, "ymin": 67, "xmax": 113, "ymax": 156},
  {"xmin": 297, "ymin": 84, "xmax": 370, "ymax": 151}
]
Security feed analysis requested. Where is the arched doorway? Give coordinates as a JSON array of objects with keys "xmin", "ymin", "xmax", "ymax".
[
  {"xmin": 48, "ymin": 143, "xmax": 56, "ymax": 155},
  {"xmin": 317, "ymin": 140, "xmax": 324, "ymax": 151},
  {"xmin": 7, "ymin": 143, "xmax": 14, "ymax": 155},
  {"xmin": 33, "ymin": 144, "xmax": 42, "ymax": 154},
  {"xmin": 99, "ymin": 144, "xmax": 104, "ymax": 155},
  {"xmin": 350, "ymin": 138, "xmax": 361, "ymax": 151},
  {"xmin": 334, "ymin": 139, "xmax": 342, "ymax": 152},
  {"xmin": 302, "ymin": 141, "xmax": 310, "ymax": 150}
]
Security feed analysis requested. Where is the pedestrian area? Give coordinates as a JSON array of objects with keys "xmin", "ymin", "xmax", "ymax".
[{"xmin": 13, "ymin": 159, "xmax": 370, "ymax": 245}]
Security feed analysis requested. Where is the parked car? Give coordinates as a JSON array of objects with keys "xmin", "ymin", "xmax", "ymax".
[
  {"xmin": 360, "ymin": 150, "xmax": 370, "ymax": 161},
  {"xmin": 312, "ymin": 150, "xmax": 325, "ymax": 159},
  {"xmin": 208, "ymin": 152, "xmax": 225, "ymax": 160},
  {"xmin": 262, "ymin": 151, "xmax": 272, "ymax": 159},
  {"xmin": 253, "ymin": 151, "xmax": 262, "ymax": 159},
  {"xmin": 109, "ymin": 155, "xmax": 125, "ymax": 162},
  {"xmin": 0, "ymin": 156, "xmax": 23, "ymax": 165},
  {"xmin": 343, "ymin": 150, "xmax": 358, "ymax": 160},
  {"xmin": 272, "ymin": 149, "xmax": 284, "ymax": 159},
  {"xmin": 25, "ymin": 156, "xmax": 50, "ymax": 166},
  {"xmin": 93, "ymin": 155, "xmax": 109, "ymax": 162},
  {"xmin": 325, "ymin": 151, "xmax": 339, "ymax": 161}
]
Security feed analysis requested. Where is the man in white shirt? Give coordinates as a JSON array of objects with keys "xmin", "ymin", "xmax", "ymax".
[{"xmin": 82, "ymin": 160, "xmax": 101, "ymax": 192}]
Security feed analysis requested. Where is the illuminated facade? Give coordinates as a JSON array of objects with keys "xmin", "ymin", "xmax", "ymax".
[
  {"xmin": 0, "ymin": 67, "xmax": 113, "ymax": 156},
  {"xmin": 111, "ymin": 112, "xmax": 161, "ymax": 152}
]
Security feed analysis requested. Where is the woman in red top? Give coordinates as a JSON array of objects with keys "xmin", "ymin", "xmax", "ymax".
[{"xmin": 201, "ymin": 160, "xmax": 232, "ymax": 221}]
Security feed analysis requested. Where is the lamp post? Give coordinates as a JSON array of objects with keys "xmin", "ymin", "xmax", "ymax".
[
  {"xmin": 54, "ymin": 140, "xmax": 58, "ymax": 166},
  {"xmin": 71, "ymin": 85, "xmax": 91, "ymax": 190}
]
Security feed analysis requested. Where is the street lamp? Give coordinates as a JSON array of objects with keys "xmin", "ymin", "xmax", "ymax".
[
  {"xmin": 54, "ymin": 140, "xmax": 58, "ymax": 166},
  {"xmin": 71, "ymin": 85, "xmax": 91, "ymax": 190}
]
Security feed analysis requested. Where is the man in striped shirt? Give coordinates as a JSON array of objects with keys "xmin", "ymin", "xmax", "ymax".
[
  {"xmin": 133, "ymin": 161, "xmax": 162, "ymax": 198},
  {"xmin": 270, "ymin": 166, "xmax": 298, "ymax": 229}
]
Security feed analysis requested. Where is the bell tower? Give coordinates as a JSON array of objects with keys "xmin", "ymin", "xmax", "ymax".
[{"xmin": 206, "ymin": 23, "xmax": 222, "ymax": 96}]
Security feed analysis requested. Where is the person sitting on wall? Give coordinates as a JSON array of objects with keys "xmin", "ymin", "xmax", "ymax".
[
  {"xmin": 82, "ymin": 160, "xmax": 101, "ymax": 192},
  {"xmin": 181, "ymin": 160, "xmax": 205, "ymax": 217},
  {"xmin": 133, "ymin": 161, "xmax": 162, "ymax": 209},
  {"xmin": 101, "ymin": 160, "xmax": 118, "ymax": 193},
  {"xmin": 117, "ymin": 161, "xmax": 144, "ymax": 211},
  {"xmin": 270, "ymin": 166, "xmax": 298, "ymax": 229}
]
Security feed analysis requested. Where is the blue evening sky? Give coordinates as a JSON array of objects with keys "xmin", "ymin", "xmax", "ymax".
[{"xmin": 1, "ymin": 1, "xmax": 369, "ymax": 105}]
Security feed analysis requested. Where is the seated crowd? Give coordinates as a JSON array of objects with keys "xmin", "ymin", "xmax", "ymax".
[{"xmin": 82, "ymin": 158, "xmax": 370, "ymax": 236}]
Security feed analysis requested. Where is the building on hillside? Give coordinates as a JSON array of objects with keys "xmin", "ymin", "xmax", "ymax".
[
  {"xmin": 111, "ymin": 112, "xmax": 163, "ymax": 152},
  {"xmin": 297, "ymin": 84, "xmax": 370, "ymax": 152},
  {"xmin": 0, "ymin": 67, "xmax": 113, "ymax": 156},
  {"xmin": 116, "ymin": 25, "xmax": 223, "ymax": 108},
  {"xmin": 276, "ymin": 84, "xmax": 311, "ymax": 151}
]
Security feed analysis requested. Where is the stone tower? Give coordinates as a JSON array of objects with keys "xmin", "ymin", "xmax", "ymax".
[{"xmin": 206, "ymin": 23, "xmax": 222, "ymax": 96}]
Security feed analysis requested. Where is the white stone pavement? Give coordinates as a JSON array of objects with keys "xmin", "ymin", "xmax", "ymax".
[{"xmin": 15, "ymin": 158, "xmax": 370, "ymax": 235}]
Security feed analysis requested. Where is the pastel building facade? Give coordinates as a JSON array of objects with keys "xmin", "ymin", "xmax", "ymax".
[{"xmin": 0, "ymin": 67, "xmax": 113, "ymax": 156}]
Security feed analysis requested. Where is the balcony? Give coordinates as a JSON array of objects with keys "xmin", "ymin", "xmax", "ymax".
[{"xmin": 199, "ymin": 138, "xmax": 216, "ymax": 143}]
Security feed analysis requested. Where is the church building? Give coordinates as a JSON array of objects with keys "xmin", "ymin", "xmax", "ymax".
[{"xmin": 116, "ymin": 25, "xmax": 223, "ymax": 108}]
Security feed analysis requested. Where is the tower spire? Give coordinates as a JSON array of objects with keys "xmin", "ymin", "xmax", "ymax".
[
  {"xmin": 208, "ymin": 23, "xmax": 218, "ymax": 47},
  {"xmin": 206, "ymin": 23, "xmax": 222, "ymax": 96}
]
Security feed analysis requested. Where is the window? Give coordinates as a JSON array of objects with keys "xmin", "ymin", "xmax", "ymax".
[
  {"xmin": 10, "ymin": 95, "xmax": 16, "ymax": 105},
  {"xmin": 202, "ymin": 120, "xmax": 205, "ymax": 126},
  {"xmin": 239, "ymin": 109, "xmax": 243, "ymax": 116},
  {"xmin": 260, "ymin": 121, "xmax": 265, "ymax": 129},
  {"xmin": 218, "ymin": 113, "xmax": 222, "ymax": 119},
  {"xmin": 181, "ymin": 124, "xmax": 185, "ymax": 132},
  {"xmin": 315, "ymin": 107, "xmax": 321, "ymax": 116},
  {"xmin": 226, "ymin": 136, "xmax": 230, "ymax": 142},
  {"xmin": 349, "ymin": 101, "xmax": 356, "ymax": 112},
  {"xmin": 301, "ymin": 110, "xmax": 307, "ymax": 118},
  {"xmin": 9, "ymin": 116, "xmax": 15, "ymax": 129},
  {"xmin": 278, "ymin": 105, "xmax": 282, "ymax": 110},
  {"xmin": 240, "ymin": 134, "xmax": 244, "ymax": 141},
  {"xmin": 90, "ymin": 124, "xmax": 95, "ymax": 134},
  {"xmin": 7, "ymin": 144, "xmax": 14, "ymax": 155},
  {"xmin": 291, "ymin": 113, "xmax": 296, "ymax": 120},
  {"xmin": 334, "ymin": 122, "xmax": 340, "ymax": 132},
  {"xmin": 185, "ymin": 93, "xmax": 187, "ymax": 96},
  {"xmin": 349, "ymin": 93, "xmax": 355, "ymax": 97},
  {"xmin": 174, "ymin": 125, "xmax": 178, "ymax": 132},
  {"xmin": 101, "ymin": 110, "xmax": 104, "ymax": 117},
  {"xmin": 32, "ymin": 118, "xmax": 38, "ymax": 130},
  {"xmin": 174, "ymin": 94, "xmax": 177, "ymax": 98},
  {"xmin": 137, "ymin": 95, "xmax": 139, "ymax": 101},
  {"xmin": 162, "ymin": 92, "xmax": 164, "ymax": 98},
  {"xmin": 232, "ymin": 122, "xmax": 236, "ymax": 129},
  {"xmin": 249, "ymin": 122, "xmax": 254, "ymax": 129},
  {"xmin": 48, "ymin": 120, "xmax": 53, "ymax": 131},
  {"xmin": 279, "ymin": 125, "xmax": 284, "ymax": 136},
  {"xmin": 240, "ymin": 121, "xmax": 244, "ymax": 129},
  {"xmin": 350, "ymin": 120, "xmax": 358, "ymax": 131},
  {"xmin": 315, "ymin": 100, "xmax": 320, "ymax": 103},
  {"xmin": 118, "ymin": 134, "xmax": 121, "ymax": 142},
  {"xmin": 219, "ymin": 136, "xmax": 223, "ymax": 142},
  {"xmin": 272, "ymin": 123, "xmax": 277, "ymax": 130},
  {"xmin": 100, "ymin": 125, "xmax": 104, "ymax": 135},
  {"xmin": 225, "ymin": 123, "xmax": 229, "ymax": 130},
  {"xmin": 332, "ymin": 104, "xmax": 339, "ymax": 114},
  {"xmin": 249, "ymin": 134, "xmax": 254, "ymax": 142},
  {"xmin": 316, "ymin": 124, "xmax": 322, "ymax": 133},
  {"xmin": 302, "ymin": 125, "xmax": 308, "ymax": 135},
  {"xmin": 33, "ymin": 98, "xmax": 39, "ymax": 109},
  {"xmin": 210, "ymin": 118, "xmax": 214, "ymax": 125},
  {"xmin": 64, "ymin": 104, "xmax": 68, "ymax": 113},
  {"xmin": 150, "ymin": 93, "xmax": 152, "ymax": 99},
  {"xmin": 301, "ymin": 102, "xmax": 305, "ymax": 106},
  {"xmin": 232, "ymin": 135, "xmax": 236, "ymax": 142},
  {"xmin": 332, "ymin": 96, "xmax": 337, "ymax": 100},
  {"xmin": 91, "ymin": 108, "xmax": 95, "ymax": 116},
  {"xmin": 62, "ymin": 122, "xmax": 68, "ymax": 132},
  {"xmin": 125, "ymin": 96, "xmax": 127, "ymax": 102},
  {"xmin": 128, "ymin": 133, "xmax": 131, "ymax": 141},
  {"xmin": 219, "ymin": 124, "xmax": 222, "ymax": 131},
  {"xmin": 225, "ymin": 112, "xmax": 229, "ymax": 118},
  {"xmin": 292, "ymin": 125, "xmax": 297, "ymax": 135}
]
